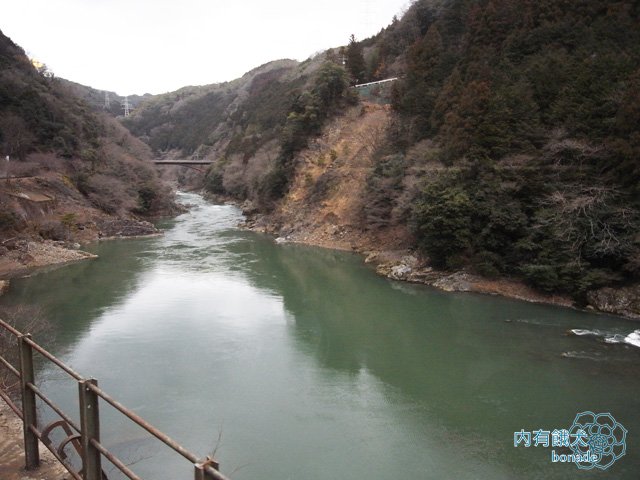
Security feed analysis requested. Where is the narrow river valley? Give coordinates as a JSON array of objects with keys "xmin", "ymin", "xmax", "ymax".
[{"xmin": 2, "ymin": 192, "xmax": 639, "ymax": 479}]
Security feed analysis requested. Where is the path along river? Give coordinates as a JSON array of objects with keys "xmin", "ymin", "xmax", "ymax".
[{"xmin": 2, "ymin": 192, "xmax": 639, "ymax": 479}]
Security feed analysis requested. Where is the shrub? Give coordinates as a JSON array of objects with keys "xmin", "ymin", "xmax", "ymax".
[
  {"xmin": 0, "ymin": 210, "xmax": 20, "ymax": 232},
  {"xmin": 39, "ymin": 219, "xmax": 68, "ymax": 241},
  {"xmin": 82, "ymin": 174, "xmax": 132, "ymax": 214}
]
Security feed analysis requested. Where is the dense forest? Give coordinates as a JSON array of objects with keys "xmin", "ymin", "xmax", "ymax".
[{"xmin": 351, "ymin": 0, "xmax": 640, "ymax": 300}]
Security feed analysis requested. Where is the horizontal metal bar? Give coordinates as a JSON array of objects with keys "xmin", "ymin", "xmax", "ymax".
[
  {"xmin": 90, "ymin": 438, "xmax": 142, "ymax": 480},
  {"xmin": 4, "ymin": 319, "xmax": 230, "ymax": 480},
  {"xmin": 0, "ymin": 387, "xmax": 23, "ymax": 420},
  {"xmin": 29, "ymin": 423, "xmax": 83, "ymax": 480},
  {"xmin": 0, "ymin": 318, "xmax": 21, "ymax": 337},
  {"xmin": 23, "ymin": 337, "xmax": 83, "ymax": 381},
  {"xmin": 87, "ymin": 382, "xmax": 199, "ymax": 463},
  {"xmin": 27, "ymin": 382, "xmax": 81, "ymax": 433},
  {"xmin": 0, "ymin": 354, "xmax": 20, "ymax": 377}
]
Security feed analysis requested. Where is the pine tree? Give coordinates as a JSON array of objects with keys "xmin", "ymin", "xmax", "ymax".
[{"xmin": 345, "ymin": 34, "xmax": 367, "ymax": 85}]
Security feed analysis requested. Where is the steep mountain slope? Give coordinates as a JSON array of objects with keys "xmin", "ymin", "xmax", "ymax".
[
  {"xmin": 246, "ymin": 103, "xmax": 406, "ymax": 249},
  {"xmin": 120, "ymin": 1, "xmax": 639, "ymax": 315},
  {"xmin": 124, "ymin": 55, "xmax": 358, "ymax": 201},
  {"xmin": 360, "ymin": 0, "xmax": 640, "ymax": 306},
  {"xmin": 0, "ymin": 29, "xmax": 176, "ymax": 275},
  {"xmin": 253, "ymin": 0, "xmax": 639, "ymax": 315}
]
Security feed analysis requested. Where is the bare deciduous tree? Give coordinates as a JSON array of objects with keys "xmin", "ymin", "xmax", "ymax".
[
  {"xmin": 0, "ymin": 113, "xmax": 35, "ymax": 161},
  {"xmin": 537, "ymin": 185, "xmax": 637, "ymax": 263}
]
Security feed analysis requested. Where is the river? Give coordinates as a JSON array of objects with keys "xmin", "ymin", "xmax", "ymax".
[{"xmin": 2, "ymin": 192, "xmax": 639, "ymax": 479}]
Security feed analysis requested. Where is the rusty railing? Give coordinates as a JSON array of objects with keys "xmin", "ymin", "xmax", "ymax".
[{"xmin": 0, "ymin": 318, "xmax": 229, "ymax": 480}]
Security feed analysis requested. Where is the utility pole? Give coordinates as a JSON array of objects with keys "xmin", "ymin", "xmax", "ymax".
[
  {"xmin": 122, "ymin": 96, "xmax": 131, "ymax": 117},
  {"xmin": 104, "ymin": 91, "xmax": 111, "ymax": 110}
]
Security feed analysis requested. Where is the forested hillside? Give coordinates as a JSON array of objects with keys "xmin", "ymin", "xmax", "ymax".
[
  {"xmin": 124, "ymin": 56, "xmax": 358, "ymax": 205},
  {"xmin": 0, "ymin": 29, "xmax": 175, "ymax": 243},
  {"xmin": 123, "ymin": 0, "xmax": 639, "ymax": 309},
  {"xmin": 355, "ymin": 0, "xmax": 640, "ymax": 301},
  {"xmin": 58, "ymin": 79, "xmax": 151, "ymax": 118}
]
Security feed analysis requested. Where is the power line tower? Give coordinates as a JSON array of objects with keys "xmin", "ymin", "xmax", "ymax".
[
  {"xmin": 104, "ymin": 91, "xmax": 111, "ymax": 110},
  {"xmin": 122, "ymin": 96, "xmax": 131, "ymax": 117}
]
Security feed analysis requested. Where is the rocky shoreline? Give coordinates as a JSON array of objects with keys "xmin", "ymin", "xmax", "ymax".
[
  {"xmin": 0, "ymin": 239, "xmax": 97, "ymax": 283},
  {"xmin": 0, "ymin": 218, "xmax": 163, "ymax": 289},
  {"xmin": 365, "ymin": 250, "xmax": 575, "ymax": 306},
  {"xmin": 241, "ymin": 207, "xmax": 640, "ymax": 321},
  {"xmin": 370, "ymin": 252, "xmax": 640, "ymax": 320}
]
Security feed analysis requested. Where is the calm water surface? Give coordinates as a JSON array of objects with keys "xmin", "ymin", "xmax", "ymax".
[{"xmin": 2, "ymin": 192, "xmax": 639, "ymax": 479}]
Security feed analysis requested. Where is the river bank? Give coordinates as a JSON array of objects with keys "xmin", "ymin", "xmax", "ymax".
[
  {"xmin": 3, "ymin": 191, "xmax": 639, "ymax": 479},
  {"xmin": 241, "ymin": 206, "xmax": 640, "ymax": 321},
  {"xmin": 210, "ymin": 100, "xmax": 638, "ymax": 320},
  {"xmin": 0, "ymin": 222, "xmax": 162, "ymax": 283},
  {"xmin": 0, "ymin": 240, "xmax": 97, "ymax": 282},
  {"xmin": 0, "ymin": 172, "xmax": 179, "ymax": 284}
]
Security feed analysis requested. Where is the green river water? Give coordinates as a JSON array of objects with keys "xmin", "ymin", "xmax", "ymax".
[{"xmin": 1, "ymin": 192, "xmax": 639, "ymax": 479}]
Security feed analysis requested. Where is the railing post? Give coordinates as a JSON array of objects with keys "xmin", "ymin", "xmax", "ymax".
[
  {"xmin": 194, "ymin": 463, "xmax": 205, "ymax": 480},
  {"xmin": 194, "ymin": 457, "xmax": 220, "ymax": 480},
  {"xmin": 79, "ymin": 378, "xmax": 102, "ymax": 480},
  {"xmin": 18, "ymin": 334, "xmax": 40, "ymax": 470}
]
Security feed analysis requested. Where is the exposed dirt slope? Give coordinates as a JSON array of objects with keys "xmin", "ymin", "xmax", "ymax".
[{"xmin": 246, "ymin": 102, "xmax": 412, "ymax": 252}]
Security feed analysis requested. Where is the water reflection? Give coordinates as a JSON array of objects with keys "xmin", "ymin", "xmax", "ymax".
[
  {"xmin": 226, "ymin": 228, "xmax": 640, "ymax": 478},
  {"xmin": 1, "ymin": 238, "xmax": 153, "ymax": 347},
  {"xmin": 1, "ymin": 193, "xmax": 639, "ymax": 479}
]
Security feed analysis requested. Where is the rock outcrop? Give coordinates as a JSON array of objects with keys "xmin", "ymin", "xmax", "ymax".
[{"xmin": 587, "ymin": 286, "xmax": 640, "ymax": 320}]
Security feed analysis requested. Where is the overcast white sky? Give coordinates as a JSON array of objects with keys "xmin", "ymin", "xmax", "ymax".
[{"xmin": 1, "ymin": 0, "xmax": 410, "ymax": 96}]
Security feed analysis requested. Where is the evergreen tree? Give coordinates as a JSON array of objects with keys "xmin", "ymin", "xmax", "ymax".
[{"xmin": 345, "ymin": 34, "xmax": 367, "ymax": 85}]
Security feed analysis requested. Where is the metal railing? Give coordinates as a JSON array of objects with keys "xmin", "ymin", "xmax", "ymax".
[
  {"xmin": 0, "ymin": 318, "xmax": 229, "ymax": 480},
  {"xmin": 352, "ymin": 77, "xmax": 398, "ymax": 89}
]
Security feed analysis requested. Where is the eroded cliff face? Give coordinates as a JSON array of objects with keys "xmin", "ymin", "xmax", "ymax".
[{"xmin": 244, "ymin": 102, "xmax": 412, "ymax": 253}]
